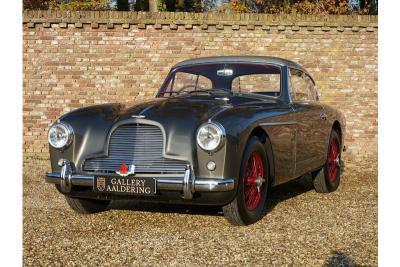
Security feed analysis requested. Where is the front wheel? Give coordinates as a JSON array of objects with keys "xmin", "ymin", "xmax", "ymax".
[
  {"xmin": 313, "ymin": 130, "xmax": 341, "ymax": 193},
  {"xmin": 222, "ymin": 137, "xmax": 269, "ymax": 225}
]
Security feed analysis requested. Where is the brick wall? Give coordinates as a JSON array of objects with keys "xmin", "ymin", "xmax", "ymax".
[{"xmin": 23, "ymin": 11, "xmax": 378, "ymax": 162}]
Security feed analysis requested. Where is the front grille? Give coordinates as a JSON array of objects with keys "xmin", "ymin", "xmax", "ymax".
[{"xmin": 83, "ymin": 124, "xmax": 187, "ymax": 174}]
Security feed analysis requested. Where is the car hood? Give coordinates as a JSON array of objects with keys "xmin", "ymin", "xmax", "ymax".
[
  {"xmin": 62, "ymin": 93, "xmax": 273, "ymax": 126},
  {"xmin": 118, "ymin": 96, "xmax": 230, "ymax": 123},
  {"xmin": 53, "ymin": 94, "xmax": 280, "ymax": 171}
]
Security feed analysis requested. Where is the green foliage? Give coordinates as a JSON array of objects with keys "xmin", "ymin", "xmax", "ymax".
[
  {"xmin": 253, "ymin": 0, "xmax": 373, "ymax": 15},
  {"xmin": 58, "ymin": 0, "xmax": 111, "ymax": 11},
  {"xmin": 153, "ymin": 0, "xmax": 202, "ymax": 12},
  {"xmin": 158, "ymin": 0, "xmax": 167, "ymax": 11},
  {"xmin": 218, "ymin": 0, "xmax": 249, "ymax": 13},
  {"xmin": 23, "ymin": 0, "xmax": 57, "ymax": 10},
  {"xmin": 22, "ymin": 0, "xmax": 378, "ymax": 14}
]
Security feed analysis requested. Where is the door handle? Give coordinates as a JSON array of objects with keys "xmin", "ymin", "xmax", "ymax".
[{"xmin": 320, "ymin": 112, "xmax": 327, "ymax": 120}]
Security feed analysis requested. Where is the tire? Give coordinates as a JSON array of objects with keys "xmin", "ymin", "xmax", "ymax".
[
  {"xmin": 313, "ymin": 130, "xmax": 341, "ymax": 193},
  {"xmin": 222, "ymin": 136, "xmax": 269, "ymax": 225},
  {"xmin": 65, "ymin": 196, "xmax": 110, "ymax": 214}
]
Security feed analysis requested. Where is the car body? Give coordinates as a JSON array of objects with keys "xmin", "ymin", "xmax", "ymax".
[{"xmin": 46, "ymin": 56, "xmax": 345, "ymax": 225}]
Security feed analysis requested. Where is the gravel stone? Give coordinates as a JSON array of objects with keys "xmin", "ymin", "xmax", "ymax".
[{"xmin": 23, "ymin": 159, "xmax": 377, "ymax": 266}]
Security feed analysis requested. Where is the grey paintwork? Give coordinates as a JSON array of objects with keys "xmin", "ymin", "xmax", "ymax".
[{"xmin": 47, "ymin": 56, "xmax": 345, "ymax": 204}]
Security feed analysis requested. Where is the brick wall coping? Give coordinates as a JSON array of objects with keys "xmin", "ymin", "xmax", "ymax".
[{"xmin": 23, "ymin": 10, "xmax": 377, "ymax": 31}]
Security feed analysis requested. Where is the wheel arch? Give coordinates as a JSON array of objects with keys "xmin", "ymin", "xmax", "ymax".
[
  {"xmin": 332, "ymin": 120, "xmax": 343, "ymax": 148},
  {"xmin": 248, "ymin": 126, "xmax": 275, "ymax": 188}
]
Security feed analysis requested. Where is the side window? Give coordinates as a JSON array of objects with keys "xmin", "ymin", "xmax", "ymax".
[
  {"xmin": 289, "ymin": 69, "xmax": 314, "ymax": 102},
  {"xmin": 305, "ymin": 75, "xmax": 319, "ymax": 101}
]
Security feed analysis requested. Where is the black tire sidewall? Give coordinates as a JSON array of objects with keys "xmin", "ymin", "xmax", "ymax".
[
  {"xmin": 324, "ymin": 131, "xmax": 341, "ymax": 192},
  {"xmin": 236, "ymin": 137, "xmax": 269, "ymax": 224}
]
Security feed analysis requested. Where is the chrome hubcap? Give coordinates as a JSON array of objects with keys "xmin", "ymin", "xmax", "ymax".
[
  {"xmin": 255, "ymin": 175, "xmax": 265, "ymax": 192},
  {"xmin": 335, "ymin": 154, "xmax": 340, "ymax": 167}
]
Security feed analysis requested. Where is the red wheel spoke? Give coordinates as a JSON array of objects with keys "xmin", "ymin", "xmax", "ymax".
[
  {"xmin": 250, "ymin": 157, "xmax": 257, "ymax": 178},
  {"xmin": 245, "ymin": 153, "xmax": 266, "ymax": 211},
  {"xmin": 327, "ymin": 140, "xmax": 339, "ymax": 182},
  {"xmin": 246, "ymin": 178, "xmax": 256, "ymax": 185}
]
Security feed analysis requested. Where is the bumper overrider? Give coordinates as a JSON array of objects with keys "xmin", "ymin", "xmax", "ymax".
[{"xmin": 45, "ymin": 159, "xmax": 235, "ymax": 200}]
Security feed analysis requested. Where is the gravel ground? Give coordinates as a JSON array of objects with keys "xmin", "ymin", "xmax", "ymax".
[{"xmin": 23, "ymin": 159, "xmax": 377, "ymax": 266}]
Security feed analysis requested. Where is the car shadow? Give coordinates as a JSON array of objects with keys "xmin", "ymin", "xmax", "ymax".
[
  {"xmin": 324, "ymin": 251, "xmax": 357, "ymax": 267},
  {"xmin": 266, "ymin": 174, "xmax": 314, "ymax": 212},
  {"xmin": 109, "ymin": 174, "xmax": 316, "ymax": 217},
  {"xmin": 109, "ymin": 199, "xmax": 223, "ymax": 216}
]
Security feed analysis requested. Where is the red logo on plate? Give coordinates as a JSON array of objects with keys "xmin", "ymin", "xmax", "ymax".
[
  {"xmin": 119, "ymin": 164, "xmax": 128, "ymax": 175},
  {"xmin": 116, "ymin": 164, "xmax": 135, "ymax": 177}
]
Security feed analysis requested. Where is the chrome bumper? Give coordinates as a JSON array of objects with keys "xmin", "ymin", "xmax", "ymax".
[{"xmin": 46, "ymin": 160, "xmax": 234, "ymax": 199}]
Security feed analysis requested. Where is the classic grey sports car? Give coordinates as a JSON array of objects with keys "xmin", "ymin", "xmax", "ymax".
[{"xmin": 46, "ymin": 56, "xmax": 345, "ymax": 225}]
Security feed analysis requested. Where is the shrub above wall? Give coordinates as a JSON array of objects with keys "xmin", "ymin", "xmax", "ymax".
[{"xmin": 23, "ymin": 11, "xmax": 378, "ymax": 162}]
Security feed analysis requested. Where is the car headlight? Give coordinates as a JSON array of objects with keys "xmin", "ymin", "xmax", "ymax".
[
  {"xmin": 48, "ymin": 122, "xmax": 74, "ymax": 149},
  {"xmin": 196, "ymin": 122, "xmax": 225, "ymax": 152}
]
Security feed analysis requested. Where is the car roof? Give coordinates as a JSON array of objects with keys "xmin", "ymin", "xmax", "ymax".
[{"xmin": 172, "ymin": 56, "xmax": 307, "ymax": 73}]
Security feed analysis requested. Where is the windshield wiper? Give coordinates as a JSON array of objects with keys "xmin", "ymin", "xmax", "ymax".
[
  {"xmin": 210, "ymin": 88, "xmax": 232, "ymax": 94},
  {"xmin": 170, "ymin": 88, "xmax": 232, "ymax": 95},
  {"xmin": 186, "ymin": 88, "xmax": 232, "ymax": 95}
]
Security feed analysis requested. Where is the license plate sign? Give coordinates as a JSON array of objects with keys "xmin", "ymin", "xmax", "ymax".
[{"xmin": 94, "ymin": 176, "xmax": 156, "ymax": 195}]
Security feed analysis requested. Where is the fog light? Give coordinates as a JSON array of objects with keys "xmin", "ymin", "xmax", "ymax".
[{"xmin": 207, "ymin": 161, "xmax": 216, "ymax": 171}]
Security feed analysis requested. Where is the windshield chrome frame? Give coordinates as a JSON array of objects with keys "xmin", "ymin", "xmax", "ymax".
[{"xmin": 156, "ymin": 62, "xmax": 290, "ymax": 104}]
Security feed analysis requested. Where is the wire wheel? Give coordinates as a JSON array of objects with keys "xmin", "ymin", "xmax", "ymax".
[
  {"xmin": 245, "ymin": 153, "xmax": 265, "ymax": 211},
  {"xmin": 327, "ymin": 139, "xmax": 340, "ymax": 182}
]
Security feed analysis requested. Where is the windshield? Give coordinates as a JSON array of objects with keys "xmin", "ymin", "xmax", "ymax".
[{"xmin": 157, "ymin": 63, "xmax": 281, "ymax": 98}]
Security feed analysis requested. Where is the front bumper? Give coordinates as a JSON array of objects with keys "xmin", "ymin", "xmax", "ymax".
[{"xmin": 45, "ymin": 160, "xmax": 235, "ymax": 200}]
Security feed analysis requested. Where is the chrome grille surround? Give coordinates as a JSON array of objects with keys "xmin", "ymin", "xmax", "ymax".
[{"xmin": 83, "ymin": 123, "xmax": 187, "ymax": 174}]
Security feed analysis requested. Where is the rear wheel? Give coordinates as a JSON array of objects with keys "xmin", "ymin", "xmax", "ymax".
[
  {"xmin": 223, "ymin": 137, "xmax": 269, "ymax": 225},
  {"xmin": 313, "ymin": 130, "xmax": 341, "ymax": 193},
  {"xmin": 65, "ymin": 196, "xmax": 110, "ymax": 214}
]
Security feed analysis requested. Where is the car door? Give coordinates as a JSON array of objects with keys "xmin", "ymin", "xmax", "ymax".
[
  {"xmin": 231, "ymin": 66, "xmax": 297, "ymax": 185},
  {"xmin": 304, "ymin": 74, "xmax": 330, "ymax": 167},
  {"xmin": 289, "ymin": 68, "xmax": 326, "ymax": 177}
]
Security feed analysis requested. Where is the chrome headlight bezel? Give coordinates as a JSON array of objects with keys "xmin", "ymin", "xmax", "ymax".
[
  {"xmin": 196, "ymin": 122, "xmax": 225, "ymax": 152},
  {"xmin": 48, "ymin": 122, "xmax": 74, "ymax": 149}
]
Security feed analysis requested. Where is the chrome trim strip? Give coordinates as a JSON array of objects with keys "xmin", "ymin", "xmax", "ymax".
[
  {"xmin": 46, "ymin": 174, "xmax": 234, "ymax": 193},
  {"xmin": 46, "ymin": 173, "xmax": 94, "ymax": 187},
  {"xmin": 190, "ymin": 165, "xmax": 196, "ymax": 195},
  {"xmin": 214, "ymin": 97, "xmax": 229, "ymax": 101},
  {"xmin": 157, "ymin": 178, "xmax": 183, "ymax": 190},
  {"xmin": 59, "ymin": 159, "xmax": 72, "ymax": 193},
  {"xmin": 46, "ymin": 161, "xmax": 234, "ymax": 196},
  {"xmin": 209, "ymin": 105, "xmax": 232, "ymax": 122},
  {"xmin": 194, "ymin": 178, "xmax": 235, "ymax": 191},
  {"xmin": 182, "ymin": 165, "xmax": 193, "ymax": 199},
  {"xmin": 82, "ymin": 172, "xmax": 185, "ymax": 178},
  {"xmin": 83, "ymin": 119, "xmax": 173, "ymax": 165},
  {"xmin": 259, "ymin": 121, "xmax": 297, "ymax": 126},
  {"xmin": 82, "ymin": 121, "xmax": 189, "ymax": 173},
  {"xmin": 131, "ymin": 115, "xmax": 145, "ymax": 118}
]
